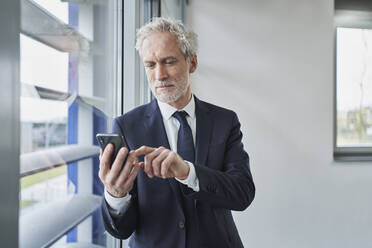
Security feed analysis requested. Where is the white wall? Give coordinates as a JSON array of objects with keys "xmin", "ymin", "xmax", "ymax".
[{"xmin": 186, "ymin": 1, "xmax": 372, "ymax": 247}]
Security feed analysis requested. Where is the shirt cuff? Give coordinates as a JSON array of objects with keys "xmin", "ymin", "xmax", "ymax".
[
  {"xmin": 175, "ymin": 161, "xmax": 200, "ymax": 192},
  {"xmin": 104, "ymin": 189, "xmax": 132, "ymax": 217}
]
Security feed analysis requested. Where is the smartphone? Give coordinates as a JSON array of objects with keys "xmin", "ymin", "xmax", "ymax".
[{"xmin": 96, "ymin": 133, "xmax": 128, "ymax": 167}]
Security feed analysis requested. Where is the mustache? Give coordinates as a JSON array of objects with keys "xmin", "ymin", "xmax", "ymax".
[{"xmin": 153, "ymin": 81, "xmax": 175, "ymax": 87}]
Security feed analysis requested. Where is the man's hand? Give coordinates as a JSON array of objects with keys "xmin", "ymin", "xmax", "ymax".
[
  {"xmin": 99, "ymin": 144, "xmax": 141, "ymax": 198},
  {"xmin": 135, "ymin": 146, "xmax": 190, "ymax": 179}
]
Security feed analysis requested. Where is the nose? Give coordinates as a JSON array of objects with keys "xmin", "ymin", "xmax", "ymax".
[{"xmin": 155, "ymin": 64, "xmax": 168, "ymax": 81}]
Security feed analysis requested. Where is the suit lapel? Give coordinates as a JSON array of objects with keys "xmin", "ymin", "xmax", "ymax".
[
  {"xmin": 144, "ymin": 97, "xmax": 213, "ymax": 167},
  {"xmin": 142, "ymin": 97, "xmax": 213, "ymax": 216},
  {"xmin": 144, "ymin": 100, "xmax": 184, "ymax": 216},
  {"xmin": 195, "ymin": 97, "xmax": 212, "ymax": 167},
  {"xmin": 144, "ymin": 100, "xmax": 171, "ymax": 149}
]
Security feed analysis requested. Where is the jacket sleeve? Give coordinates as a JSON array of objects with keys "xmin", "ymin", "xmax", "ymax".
[
  {"xmin": 100, "ymin": 117, "xmax": 139, "ymax": 239},
  {"xmin": 181, "ymin": 112, "xmax": 255, "ymax": 211},
  {"xmin": 101, "ymin": 193, "xmax": 138, "ymax": 239}
]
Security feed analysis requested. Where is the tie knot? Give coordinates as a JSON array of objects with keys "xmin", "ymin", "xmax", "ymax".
[{"xmin": 172, "ymin": 111, "xmax": 188, "ymax": 125}]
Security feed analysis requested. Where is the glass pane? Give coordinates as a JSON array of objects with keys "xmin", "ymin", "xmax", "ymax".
[
  {"xmin": 161, "ymin": 0, "xmax": 182, "ymax": 20},
  {"xmin": 20, "ymin": 34, "xmax": 68, "ymax": 92},
  {"xmin": 337, "ymin": 27, "xmax": 372, "ymax": 147},
  {"xmin": 20, "ymin": 0, "xmax": 120, "ymax": 246},
  {"xmin": 20, "ymin": 98, "xmax": 67, "ymax": 153},
  {"xmin": 33, "ymin": 0, "xmax": 68, "ymax": 24}
]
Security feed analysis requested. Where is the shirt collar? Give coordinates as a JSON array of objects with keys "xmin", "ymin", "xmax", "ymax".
[{"xmin": 158, "ymin": 95, "xmax": 196, "ymax": 120}]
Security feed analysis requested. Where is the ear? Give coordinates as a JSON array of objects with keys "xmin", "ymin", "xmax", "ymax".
[{"xmin": 188, "ymin": 55, "xmax": 198, "ymax": 74}]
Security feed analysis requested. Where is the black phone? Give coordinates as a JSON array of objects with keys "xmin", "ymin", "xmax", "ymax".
[{"xmin": 96, "ymin": 133, "xmax": 128, "ymax": 167}]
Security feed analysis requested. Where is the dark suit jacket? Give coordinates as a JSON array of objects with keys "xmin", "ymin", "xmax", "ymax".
[{"xmin": 102, "ymin": 97, "xmax": 255, "ymax": 248}]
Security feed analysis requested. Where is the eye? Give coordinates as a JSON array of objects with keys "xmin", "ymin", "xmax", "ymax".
[
  {"xmin": 144, "ymin": 63, "xmax": 155, "ymax": 69},
  {"xmin": 165, "ymin": 60, "xmax": 176, "ymax": 65}
]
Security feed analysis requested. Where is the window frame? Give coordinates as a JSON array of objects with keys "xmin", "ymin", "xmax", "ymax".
[
  {"xmin": 0, "ymin": 0, "xmax": 20, "ymax": 246},
  {"xmin": 334, "ymin": 10, "xmax": 372, "ymax": 161}
]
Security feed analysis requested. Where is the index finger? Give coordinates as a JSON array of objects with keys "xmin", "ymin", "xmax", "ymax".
[
  {"xmin": 101, "ymin": 143, "xmax": 114, "ymax": 169},
  {"xmin": 135, "ymin": 145, "xmax": 156, "ymax": 156}
]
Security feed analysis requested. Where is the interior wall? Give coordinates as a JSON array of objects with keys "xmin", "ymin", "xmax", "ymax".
[{"xmin": 186, "ymin": 0, "xmax": 372, "ymax": 247}]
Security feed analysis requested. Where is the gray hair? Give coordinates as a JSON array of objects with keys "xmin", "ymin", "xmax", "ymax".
[{"xmin": 135, "ymin": 17, "xmax": 198, "ymax": 61}]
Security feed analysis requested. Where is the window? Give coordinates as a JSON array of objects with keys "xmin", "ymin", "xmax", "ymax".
[
  {"xmin": 18, "ymin": 0, "xmax": 186, "ymax": 246},
  {"xmin": 335, "ymin": 13, "xmax": 372, "ymax": 160},
  {"xmin": 160, "ymin": 0, "xmax": 185, "ymax": 20},
  {"xmin": 19, "ymin": 0, "xmax": 122, "ymax": 246}
]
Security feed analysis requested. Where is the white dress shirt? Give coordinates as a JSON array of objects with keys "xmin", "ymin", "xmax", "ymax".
[{"xmin": 105, "ymin": 95, "xmax": 200, "ymax": 216}]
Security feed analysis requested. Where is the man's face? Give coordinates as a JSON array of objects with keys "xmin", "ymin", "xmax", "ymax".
[{"xmin": 141, "ymin": 31, "xmax": 196, "ymax": 104}]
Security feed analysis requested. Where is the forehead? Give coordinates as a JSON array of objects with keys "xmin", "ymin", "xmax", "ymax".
[{"xmin": 141, "ymin": 31, "xmax": 184, "ymax": 60}]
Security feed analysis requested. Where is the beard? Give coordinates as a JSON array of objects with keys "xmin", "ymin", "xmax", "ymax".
[{"xmin": 150, "ymin": 76, "xmax": 189, "ymax": 103}]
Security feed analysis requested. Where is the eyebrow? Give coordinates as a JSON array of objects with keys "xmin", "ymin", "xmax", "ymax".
[
  {"xmin": 144, "ymin": 56, "xmax": 177, "ymax": 64},
  {"xmin": 161, "ymin": 56, "xmax": 177, "ymax": 61}
]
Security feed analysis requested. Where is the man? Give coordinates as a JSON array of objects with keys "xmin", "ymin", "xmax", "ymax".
[{"xmin": 99, "ymin": 17, "xmax": 255, "ymax": 248}]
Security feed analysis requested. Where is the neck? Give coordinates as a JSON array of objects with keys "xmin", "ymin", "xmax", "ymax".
[{"xmin": 167, "ymin": 87, "xmax": 192, "ymax": 110}]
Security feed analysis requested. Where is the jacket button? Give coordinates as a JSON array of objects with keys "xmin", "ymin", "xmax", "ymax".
[{"xmin": 179, "ymin": 221, "xmax": 185, "ymax": 229}]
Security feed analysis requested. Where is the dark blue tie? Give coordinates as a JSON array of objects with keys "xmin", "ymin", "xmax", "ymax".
[
  {"xmin": 172, "ymin": 111, "xmax": 195, "ymax": 163},
  {"xmin": 172, "ymin": 111, "xmax": 199, "ymax": 248}
]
